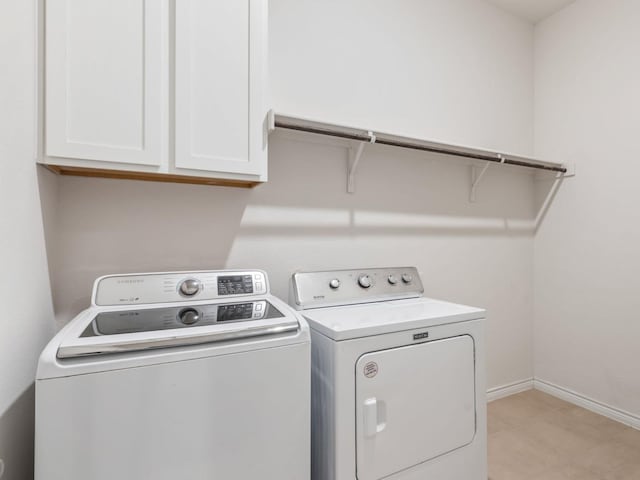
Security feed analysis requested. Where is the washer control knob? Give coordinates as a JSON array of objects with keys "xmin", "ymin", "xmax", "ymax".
[
  {"xmin": 329, "ymin": 278, "xmax": 341, "ymax": 289},
  {"xmin": 179, "ymin": 278, "xmax": 201, "ymax": 297},
  {"xmin": 401, "ymin": 273, "xmax": 413, "ymax": 284},
  {"xmin": 179, "ymin": 308, "xmax": 200, "ymax": 325},
  {"xmin": 358, "ymin": 275, "xmax": 373, "ymax": 289},
  {"xmin": 388, "ymin": 275, "xmax": 398, "ymax": 285}
]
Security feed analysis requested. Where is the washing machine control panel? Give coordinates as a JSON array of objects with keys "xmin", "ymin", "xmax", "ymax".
[
  {"xmin": 292, "ymin": 267, "xmax": 424, "ymax": 309},
  {"xmin": 93, "ymin": 270, "xmax": 268, "ymax": 306}
]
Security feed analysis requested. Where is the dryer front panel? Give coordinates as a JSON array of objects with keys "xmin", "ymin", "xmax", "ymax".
[{"xmin": 355, "ymin": 335, "xmax": 476, "ymax": 480}]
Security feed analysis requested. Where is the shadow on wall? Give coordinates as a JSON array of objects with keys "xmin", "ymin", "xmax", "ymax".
[
  {"xmin": 243, "ymin": 132, "xmax": 562, "ymax": 236},
  {"xmin": 38, "ymin": 133, "xmax": 560, "ymax": 324},
  {"xmin": 0, "ymin": 385, "xmax": 35, "ymax": 480},
  {"xmin": 38, "ymin": 166, "xmax": 253, "ymax": 323}
]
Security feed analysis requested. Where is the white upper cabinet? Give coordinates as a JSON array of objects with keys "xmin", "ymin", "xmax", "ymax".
[
  {"xmin": 175, "ymin": 0, "xmax": 268, "ymax": 178},
  {"xmin": 45, "ymin": 0, "xmax": 163, "ymax": 166},
  {"xmin": 42, "ymin": 0, "xmax": 268, "ymax": 186}
]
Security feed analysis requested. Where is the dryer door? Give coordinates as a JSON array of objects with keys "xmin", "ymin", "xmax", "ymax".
[{"xmin": 355, "ymin": 335, "xmax": 476, "ymax": 480}]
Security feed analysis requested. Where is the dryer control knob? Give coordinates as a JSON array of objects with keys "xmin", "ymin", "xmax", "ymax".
[
  {"xmin": 179, "ymin": 308, "xmax": 200, "ymax": 325},
  {"xmin": 388, "ymin": 275, "xmax": 398, "ymax": 285},
  {"xmin": 329, "ymin": 278, "xmax": 341, "ymax": 289},
  {"xmin": 358, "ymin": 275, "xmax": 372, "ymax": 289},
  {"xmin": 179, "ymin": 278, "xmax": 201, "ymax": 297},
  {"xmin": 402, "ymin": 273, "xmax": 413, "ymax": 284}
]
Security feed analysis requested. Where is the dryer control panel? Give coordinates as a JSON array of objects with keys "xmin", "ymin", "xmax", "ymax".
[
  {"xmin": 291, "ymin": 267, "xmax": 424, "ymax": 309},
  {"xmin": 93, "ymin": 270, "xmax": 268, "ymax": 306}
]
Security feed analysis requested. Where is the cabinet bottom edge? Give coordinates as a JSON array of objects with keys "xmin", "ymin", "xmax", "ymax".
[{"xmin": 41, "ymin": 164, "xmax": 261, "ymax": 189}]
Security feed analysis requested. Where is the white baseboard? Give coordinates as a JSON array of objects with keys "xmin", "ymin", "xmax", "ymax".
[
  {"xmin": 534, "ymin": 379, "xmax": 640, "ymax": 430},
  {"xmin": 487, "ymin": 378, "xmax": 533, "ymax": 402}
]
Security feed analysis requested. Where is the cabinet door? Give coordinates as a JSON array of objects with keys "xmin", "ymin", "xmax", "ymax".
[
  {"xmin": 46, "ymin": 0, "xmax": 163, "ymax": 166},
  {"xmin": 175, "ymin": 0, "xmax": 268, "ymax": 177}
]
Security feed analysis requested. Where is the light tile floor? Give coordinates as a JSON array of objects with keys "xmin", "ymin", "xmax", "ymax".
[{"xmin": 488, "ymin": 390, "xmax": 640, "ymax": 480}]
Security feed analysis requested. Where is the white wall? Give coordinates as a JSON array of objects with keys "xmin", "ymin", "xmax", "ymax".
[
  {"xmin": 534, "ymin": 0, "xmax": 640, "ymax": 419},
  {"xmin": 0, "ymin": 1, "xmax": 56, "ymax": 478},
  {"xmin": 271, "ymin": 0, "xmax": 534, "ymax": 155},
  {"xmin": 43, "ymin": 0, "xmax": 536, "ymax": 399}
]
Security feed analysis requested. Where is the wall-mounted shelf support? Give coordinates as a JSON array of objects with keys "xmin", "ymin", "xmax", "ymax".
[
  {"xmin": 470, "ymin": 161, "xmax": 491, "ymax": 202},
  {"xmin": 271, "ymin": 113, "xmax": 571, "ymax": 195},
  {"xmin": 563, "ymin": 163, "xmax": 576, "ymax": 178},
  {"xmin": 347, "ymin": 131, "xmax": 376, "ymax": 193},
  {"xmin": 470, "ymin": 154, "xmax": 506, "ymax": 202}
]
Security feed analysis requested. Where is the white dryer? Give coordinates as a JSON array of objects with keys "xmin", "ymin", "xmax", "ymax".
[
  {"xmin": 290, "ymin": 267, "xmax": 486, "ymax": 480},
  {"xmin": 36, "ymin": 270, "xmax": 310, "ymax": 480}
]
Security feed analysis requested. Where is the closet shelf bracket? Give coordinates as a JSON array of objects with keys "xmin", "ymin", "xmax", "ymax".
[
  {"xmin": 347, "ymin": 131, "xmax": 377, "ymax": 193},
  {"xmin": 470, "ymin": 155, "xmax": 504, "ymax": 202}
]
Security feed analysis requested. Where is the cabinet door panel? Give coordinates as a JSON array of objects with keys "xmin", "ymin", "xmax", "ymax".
[
  {"xmin": 175, "ymin": 0, "xmax": 267, "ymax": 177},
  {"xmin": 46, "ymin": 0, "xmax": 163, "ymax": 166}
]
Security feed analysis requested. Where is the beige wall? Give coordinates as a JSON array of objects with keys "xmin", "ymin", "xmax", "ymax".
[{"xmin": 534, "ymin": 0, "xmax": 640, "ymax": 418}]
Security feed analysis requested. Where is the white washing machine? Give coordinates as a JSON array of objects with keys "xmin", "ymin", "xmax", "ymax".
[
  {"xmin": 36, "ymin": 270, "xmax": 310, "ymax": 480},
  {"xmin": 290, "ymin": 267, "xmax": 486, "ymax": 480}
]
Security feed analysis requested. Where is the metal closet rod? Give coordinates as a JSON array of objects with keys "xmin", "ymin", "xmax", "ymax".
[{"xmin": 274, "ymin": 119, "xmax": 567, "ymax": 174}]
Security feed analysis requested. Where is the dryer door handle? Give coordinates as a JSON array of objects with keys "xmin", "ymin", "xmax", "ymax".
[{"xmin": 363, "ymin": 397, "xmax": 387, "ymax": 437}]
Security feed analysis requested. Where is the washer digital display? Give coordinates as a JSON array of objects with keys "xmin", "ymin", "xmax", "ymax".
[{"xmin": 217, "ymin": 275, "xmax": 254, "ymax": 295}]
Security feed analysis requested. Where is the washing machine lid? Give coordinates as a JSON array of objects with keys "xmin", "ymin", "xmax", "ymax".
[
  {"xmin": 300, "ymin": 297, "xmax": 484, "ymax": 341},
  {"xmin": 56, "ymin": 299, "xmax": 299, "ymax": 358}
]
